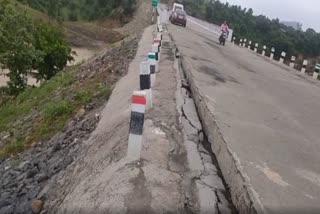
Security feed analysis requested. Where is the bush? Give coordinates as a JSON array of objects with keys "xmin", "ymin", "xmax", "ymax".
[
  {"xmin": 0, "ymin": 2, "xmax": 73, "ymax": 94},
  {"xmin": 33, "ymin": 22, "xmax": 74, "ymax": 81},
  {"xmin": 44, "ymin": 100, "xmax": 73, "ymax": 119},
  {"xmin": 75, "ymin": 90, "xmax": 92, "ymax": 104}
]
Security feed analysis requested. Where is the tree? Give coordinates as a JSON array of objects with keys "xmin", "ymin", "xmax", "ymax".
[
  {"xmin": 0, "ymin": 1, "xmax": 73, "ymax": 94},
  {"xmin": 33, "ymin": 22, "xmax": 74, "ymax": 81},
  {"xmin": 0, "ymin": 1, "xmax": 43, "ymax": 94}
]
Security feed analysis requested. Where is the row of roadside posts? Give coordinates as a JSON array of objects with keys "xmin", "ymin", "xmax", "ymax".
[
  {"xmin": 127, "ymin": 13, "xmax": 163, "ymax": 162},
  {"xmin": 233, "ymin": 37, "xmax": 320, "ymax": 80}
]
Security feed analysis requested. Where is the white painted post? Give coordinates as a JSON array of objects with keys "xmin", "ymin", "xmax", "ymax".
[
  {"xmin": 240, "ymin": 39, "xmax": 243, "ymax": 47},
  {"xmin": 232, "ymin": 37, "xmax": 236, "ymax": 44},
  {"xmin": 301, "ymin": 60, "xmax": 308, "ymax": 74},
  {"xmin": 254, "ymin": 43, "xmax": 258, "ymax": 52},
  {"xmin": 248, "ymin": 41, "xmax": 252, "ymax": 50},
  {"xmin": 290, "ymin": 56, "xmax": 296, "ymax": 68},
  {"xmin": 127, "ymin": 91, "xmax": 147, "ymax": 162},
  {"xmin": 140, "ymin": 61, "xmax": 152, "ymax": 108},
  {"xmin": 243, "ymin": 39, "xmax": 247, "ymax": 47},
  {"xmin": 262, "ymin": 45, "xmax": 267, "ymax": 56},
  {"xmin": 152, "ymin": 43, "xmax": 160, "ymax": 62},
  {"xmin": 279, "ymin": 52, "xmax": 286, "ymax": 64},
  {"xmin": 313, "ymin": 64, "xmax": 320, "ymax": 79},
  {"xmin": 148, "ymin": 52, "xmax": 158, "ymax": 75},
  {"xmin": 270, "ymin": 47, "xmax": 275, "ymax": 60}
]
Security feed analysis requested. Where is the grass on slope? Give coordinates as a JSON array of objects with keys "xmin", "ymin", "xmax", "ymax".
[{"xmin": 0, "ymin": 66, "xmax": 111, "ymax": 158}]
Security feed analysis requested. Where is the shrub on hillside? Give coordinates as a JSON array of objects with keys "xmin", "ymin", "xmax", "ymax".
[{"xmin": 0, "ymin": 0, "xmax": 73, "ymax": 94}]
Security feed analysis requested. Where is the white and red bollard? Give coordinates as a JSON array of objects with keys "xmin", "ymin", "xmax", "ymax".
[
  {"xmin": 301, "ymin": 60, "xmax": 308, "ymax": 74},
  {"xmin": 127, "ymin": 91, "xmax": 147, "ymax": 162}
]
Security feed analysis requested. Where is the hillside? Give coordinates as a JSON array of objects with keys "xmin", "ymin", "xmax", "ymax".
[
  {"xmin": 17, "ymin": 0, "xmax": 136, "ymax": 21},
  {"xmin": 10, "ymin": 0, "xmax": 126, "ymax": 48},
  {"xmin": 0, "ymin": 0, "xmax": 152, "ymax": 212},
  {"xmin": 0, "ymin": 0, "xmax": 149, "ymax": 157}
]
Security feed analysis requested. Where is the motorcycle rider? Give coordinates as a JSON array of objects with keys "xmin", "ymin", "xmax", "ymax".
[
  {"xmin": 220, "ymin": 21, "xmax": 229, "ymax": 37},
  {"xmin": 219, "ymin": 21, "xmax": 229, "ymax": 45}
]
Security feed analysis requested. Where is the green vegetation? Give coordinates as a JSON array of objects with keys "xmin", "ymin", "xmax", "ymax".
[
  {"xmin": 18, "ymin": 0, "xmax": 137, "ymax": 21},
  {"xmin": 33, "ymin": 22, "xmax": 74, "ymax": 81},
  {"xmin": 0, "ymin": 0, "xmax": 73, "ymax": 94},
  {"xmin": 184, "ymin": 0, "xmax": 320, "ymax": 60},
  {"xmin": 0, "ymin": 66, "xmax": 112, "ymax": 158},
  {"xmin": 0, "ymin": 0, "xmax": 128, "ymax": 158}
]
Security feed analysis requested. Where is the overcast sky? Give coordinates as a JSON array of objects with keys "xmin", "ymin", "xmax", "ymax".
[{"xmin": 219, "ymin": 0, "xmax": 320, "ymax": 31}]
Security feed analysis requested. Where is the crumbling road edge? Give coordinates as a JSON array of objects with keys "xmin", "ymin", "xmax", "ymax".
[{"xmin": 169, "ymin": 32, "xmax": 267, "ymax": 214}]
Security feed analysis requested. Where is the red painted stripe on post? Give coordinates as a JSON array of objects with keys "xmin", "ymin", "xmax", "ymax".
[{"xmin": 132, "ymin": 95, "xmax": 146, "ymax": 105}]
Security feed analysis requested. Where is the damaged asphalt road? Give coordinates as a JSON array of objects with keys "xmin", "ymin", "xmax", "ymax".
[
  {"xmin": 175, "ymin": 44, "xmax": 235, "ymax": 214},
  {"xmin": 14, "ymin": 24, "xmax": 237, "ymax": 214}
]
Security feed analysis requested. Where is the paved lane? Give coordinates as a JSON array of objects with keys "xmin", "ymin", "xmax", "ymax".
[{"xmin": 167, "ymin": 15, "xmax": 320, "ymax": 214}]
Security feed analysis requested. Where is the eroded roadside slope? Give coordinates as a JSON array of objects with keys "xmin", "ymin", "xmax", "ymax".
[{"xmin": 0, "ymin": 2, "xmax": 152, "ymax": 213}]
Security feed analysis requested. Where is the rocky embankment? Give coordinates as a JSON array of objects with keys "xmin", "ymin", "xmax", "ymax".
[
  {"xmin": 0, "ymin": 25, "xmax": 149, "ymax": 214},
  {"xmin": 0, "ymin": 0, "xmax": 152, "ymax": 213}
]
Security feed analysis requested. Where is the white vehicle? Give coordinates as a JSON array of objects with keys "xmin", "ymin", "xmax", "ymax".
[
  {"xmin": 172, "ymin": 3, "xmax": 184, "ymax": 12},
  {"xmin": 170, "ymin": 3, "xmax": 184, "ymax": 20}
]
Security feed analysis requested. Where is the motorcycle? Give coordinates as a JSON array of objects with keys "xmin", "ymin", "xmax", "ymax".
[{"xmin": 219, "ymin": 31, "xmax": 228, "ymax": 46}]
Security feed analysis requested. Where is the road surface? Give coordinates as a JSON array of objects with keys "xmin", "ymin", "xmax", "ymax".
[
  {"xmin": 164, "ymin": 9, "xmax": 320, "ymax": 214},
  {"xmin": 50, "ymin": 24, "xmax": 235, "ymax": 214}
]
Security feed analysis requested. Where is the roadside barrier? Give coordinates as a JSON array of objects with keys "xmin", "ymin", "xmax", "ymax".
[
  {"xmin": 127, "ymin": 16, "xmax": 163, "ymax": 162},
  {"xmin": 279, "ymin": 52, "xmax": 286, "ymax": 64},
  {"xmin": 151, "ymin": 44, "xmax": 159, "ymax": 86},
  {"xmin": 127, "ymin": 91, "xmax": 147, "ymax": 161},
  {"xmin": 254, "ymin": 43, "xmax": 258, "ymax": 53},
  {"xmin": 270, "ymin": 48, "xmax": 275, "ymax": 60},
  {"xmin": 148, "ymin": 52, "xmax": 158, "ymax": 73},
  {"xmin": 237, "ymin": 36, "xmax": 319, "ymax": 81},
  {"xmin": 301, "ymin": 60, "xmax": 308, "ymax": 74},
  {"xmin": 262, "ymin": 46, "xmax": 266, "ymax": 56},
  {"xmin": 313, "ymin": 64, "xmax": 320, "ymax": 79},
  {"xmin": 290, "ymin": 56, "xmax": 296, "ymax": 68},
  {"xmin": 140, "ymin": 61, "xmax": 152, "ymax": 108}
]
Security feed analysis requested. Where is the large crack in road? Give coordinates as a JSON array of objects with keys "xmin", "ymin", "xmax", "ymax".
[{"xmin": 173, "ymin": 35, "xmax": 237, "ymax": 214}]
